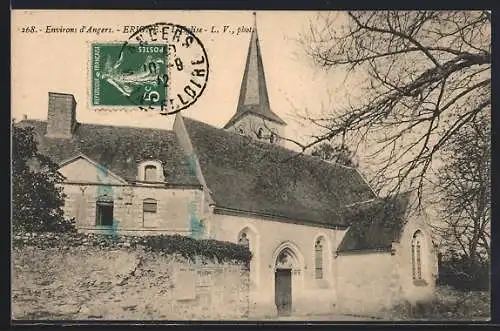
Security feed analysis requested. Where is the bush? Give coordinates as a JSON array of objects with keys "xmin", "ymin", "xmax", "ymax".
[
  {"xmin": 438, "ymin": 255, "xmax": 489, "ymax": 291},
  {"xmin": 12, "ymin": 124, "xmax": 72, "ymax": 233},
  {"xmin": 142, "ymin": 234, "xmax": 252, "ymax": 264},
  {"xmin": 387, "ymin": 286, "xmax": 490, "ymax": 320},
  {"xmin": 13, "ymin": 231, "xmax": 252, "ymax": 265}
]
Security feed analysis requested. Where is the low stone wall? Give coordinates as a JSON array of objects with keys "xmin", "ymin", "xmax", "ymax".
[{"xmin": 12, "ymin": 232, "xmax": 250, "ymax": 320}]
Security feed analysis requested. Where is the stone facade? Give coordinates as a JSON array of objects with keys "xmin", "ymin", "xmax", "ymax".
[
  {"xmin": 58, "ymin": 155, "xmax": 205, "ymax": 236},
  {"xmin": 55, "ymin": 154, "xmax": 437, "ymax": 319},
  {"xmin": 12, "ymin": 237, "xmax": 249, "ymax": 320},
  {"xmin": 227, "ymin": 113, "xmax": 285, "ymax": 147},
  {"xmin": 334, "ymin": 211, "xmax": 438, "ymax": 316},
  {"xmin": 62, "ymin": 183, "xmax": 203, "ymax": 235},
  {"xmin": 335, "ymin": 252, "xmax": 397, "ymax": 315},
  {"xmin": 207, "ymin": 212, "xmax": 348, "ymax": 317}
]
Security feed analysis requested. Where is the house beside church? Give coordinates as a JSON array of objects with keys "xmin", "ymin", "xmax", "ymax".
[{"xmin": 16, "ymin": 14, "xmax": 438, "ymax": 318}]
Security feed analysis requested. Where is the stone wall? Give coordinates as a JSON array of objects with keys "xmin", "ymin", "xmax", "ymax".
[
  {"xmin": 61, "ymin": 183, "xmax": 202, "ymax": 235},
  {"xmin": 209, "ymin": 213, "xmax": 348, "ymax": 317},
  {"xmin": 226, "ymin": 113, "xmax": 285, "ymax": 147},
  {"xmin": 335, "ymin": 251, "xmax": 398, "ymax": 315},
  {"xmin": 12, "ymin": 233, "xmax": 249, "ymax": 320}
]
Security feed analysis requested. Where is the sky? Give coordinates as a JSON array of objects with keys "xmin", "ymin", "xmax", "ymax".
[{"xmin": 12, "ymin": 10, "xmax": 354, "ymax": 152}]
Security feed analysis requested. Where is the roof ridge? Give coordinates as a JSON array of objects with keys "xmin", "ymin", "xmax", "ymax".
[
  {"xmin": 19, "ymin": 118, "xmax": 175, "ymax": 133},
  {"xmin": 183, "ymin": 115, "xmax": 362, "ymax": 171}
]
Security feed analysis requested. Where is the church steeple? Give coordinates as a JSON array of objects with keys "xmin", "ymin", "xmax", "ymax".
[{"xmin": 224, "ymin": 12, "xmax": 286, "ymax": 132}]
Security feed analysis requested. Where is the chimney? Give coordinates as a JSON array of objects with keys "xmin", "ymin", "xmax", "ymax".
[{"xmin": 46, "ymin": 92, "xmax": 77, "ymax": 138}]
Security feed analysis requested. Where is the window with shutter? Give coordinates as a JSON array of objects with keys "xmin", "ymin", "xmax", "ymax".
[{"xmin": 143, "ymin": 198, "xmax": 158, "ymax": 227}]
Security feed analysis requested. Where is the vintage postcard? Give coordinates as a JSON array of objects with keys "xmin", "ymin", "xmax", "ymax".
[{"xmin": 11, "ymin": 10, "xmax": 491, "ymax": 322}]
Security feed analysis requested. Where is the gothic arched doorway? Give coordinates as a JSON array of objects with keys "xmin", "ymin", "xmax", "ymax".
[{"xmin": 274, "ymin": 247, "xmax": 300, "ymax": 316}]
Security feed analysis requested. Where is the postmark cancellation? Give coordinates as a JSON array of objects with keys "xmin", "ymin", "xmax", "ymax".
[{"xmin": 91, "ymin": 23, "xmax": 209, "ymax": 115}]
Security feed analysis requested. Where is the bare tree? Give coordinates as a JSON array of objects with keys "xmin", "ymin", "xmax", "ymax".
[
  {"xmin": 299, "ymin": 11, "xmax": 491, "ymax": 203},
  {"xmin": 311, "ymin": 142, "xmax": 358, "ymax": 167},
  {"xmin": 433, "ymin": 114, "xmax": 490, "ymax": 265}
]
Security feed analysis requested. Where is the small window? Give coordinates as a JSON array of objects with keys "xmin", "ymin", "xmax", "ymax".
[
  {"xmin": 144, "ymin": 165, "xmax": 157, "ymax": 182},
  {"xmin": 143, "ymin": 199, "xmax": 157, "ymax": 213},
  {"xmin": 96, "ymin": 200, "xmax": 114, "ymax": 226},
  {"xmin": 315, "ymin": 239, "xmax": 323, "ymax": 279},
  {"xmin": 257, "ymin": 128, "xmax": 263, "ymax": 139},
  {"xmin": 143, "ymin": 198, "xmax": 158, "ymax": 227},
  {"xmin": 270, "ymin": 133, "xmax": 276, "ymax": 144},
  {"xmin": 239, "ymin": 232, "xmax": 250, "ymax": 249}
]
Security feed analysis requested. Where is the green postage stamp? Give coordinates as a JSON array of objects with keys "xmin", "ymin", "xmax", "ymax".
[{"xmin": 91, "ymin": 43, "xmax": 167, "ymax": 107}]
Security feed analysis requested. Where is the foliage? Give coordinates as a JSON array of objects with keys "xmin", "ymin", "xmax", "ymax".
[
  {"xmin": 386, "ymin": 286, "xmax": 490, "ymax": 320},
  {"xmin": 142, "ymin": 234, "xmax": 252, "ymax": 264},
  {"xmin": 12, "ymin": 123, "xmax": 76, "ymax": 233},
  {"xmin": 437, "ymin": 253, "xmax": 489, "ymax": 291},
  {"xmin": 311, "ymin": 143, "xmax": 358, "ymax": 167},
  {"xmin": 434, "ymin": 114, "xmax": 490, "ymax": 268},
  {"xmin": 302, "ymin": 11, "xmax": 491, "ymax": 202},
  {"xmin": 12, "ymin": 231, "xmax": 252, "ymax": 265}
]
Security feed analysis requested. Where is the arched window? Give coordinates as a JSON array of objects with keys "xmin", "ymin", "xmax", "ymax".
[
  {"xmin": 144, "ymin": 165, "xmax": 157, "ymax": 182},
  {"xmin": 143, "ymin": 198, "xmax": 158, "ymax": 227},
  {"xmin": 315, "ymin": 238, "xmax": 324, "ymax": 279},
  {"xmin": 412, "ymin": 231, "xmax": 426, "ymax": 284},
  {"xmin": 270, "ymin": 133, "xmax": 276, "ymax": 144},
  {"xmin": 238, "ymin": 232, "xmax": 250, "ymax": 249},
  {"xmin": 257, "ymin": 128, "xmax": 263, "ymax": 139}
]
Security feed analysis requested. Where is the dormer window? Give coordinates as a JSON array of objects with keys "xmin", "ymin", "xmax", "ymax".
[
  {"xmin": 138, "ymin": 160, "xmax": 165, "ymax": 183},
  {"xmin": 144, "ymin": 165, "xmax": 157, "ymax": 182}
]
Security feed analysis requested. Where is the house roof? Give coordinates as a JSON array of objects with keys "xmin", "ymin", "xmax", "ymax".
[
  {"xmin": 336, "ymin": 192, "xmax": 412, "ymax": 253},
  {"xmin": 182, "ymin": 116, "xmax": 377, "ymax": 226},
  {"xmin": 17, "ymin": 120, "xmax": 200, "ymax": 186}
]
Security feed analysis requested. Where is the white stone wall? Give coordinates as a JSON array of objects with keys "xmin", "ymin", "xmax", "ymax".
[
  {"xmin": 209, "ymin": 213, "xmax": 347, "ymax": 317},
  {"xmin": 394, "ymin": 212, "xmax": 438, "ymax": 305},
  {"xmin": 228, "ymin": 113, "xmax": 285, "ymax": 147},
  {"xmin": 335, "ymin": 252, "xmax": 397, "ymax": 315}
]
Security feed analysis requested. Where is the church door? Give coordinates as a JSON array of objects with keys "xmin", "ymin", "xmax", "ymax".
[{"xmin": 275, "ymin": 269, "xmax": 292, "ymax": 316}]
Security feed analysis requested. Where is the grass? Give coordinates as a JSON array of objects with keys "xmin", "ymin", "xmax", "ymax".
[{"xmin": 385, "ymin": 285, "xmax": 490, "ymax": 321}]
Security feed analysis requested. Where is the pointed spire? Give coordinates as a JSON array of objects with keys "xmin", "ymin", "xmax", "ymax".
[
  {"xmin": 237, "ymin": 11, "xmax": 270, "ymax": 109},
  {"xmin": 224, "ymin": 12, "xmax": 285, "ymax": 128}
]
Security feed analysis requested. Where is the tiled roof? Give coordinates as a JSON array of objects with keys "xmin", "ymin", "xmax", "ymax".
[
  {"xmin": 183, "ymin": 116, "xmax": 377, "ymax": 226},
  {"xmin": 336, "ymin": 192, "xmax": 412, "ymax": 252},
  {"xmin": 17, "ymin": 120, "xmax": 200, "ymax": 186}
]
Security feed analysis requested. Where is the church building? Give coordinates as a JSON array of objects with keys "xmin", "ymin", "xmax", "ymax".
[{"xmin": 17, "ymin": 14, "xmax": 438, "ymax": 318}]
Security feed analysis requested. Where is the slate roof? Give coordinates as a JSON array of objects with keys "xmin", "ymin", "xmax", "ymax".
[
  {"xmin": 17, "ymin": 117, "xmax": 409, "ymax": 244},
  {"xmin": 182, "ymin": 116, "xmax": 377, "ymax": 226},
  {"xmin": 17, "ymin": 120, "xmax": 200, "ymax": 186},
  {"xmin": 336, "ymin": 192, "xmax": 412, "ymax": 253}
]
